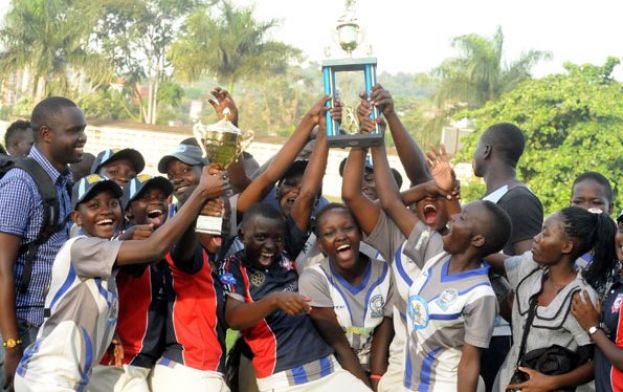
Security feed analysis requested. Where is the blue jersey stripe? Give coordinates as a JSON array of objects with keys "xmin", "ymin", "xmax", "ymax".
[
  {"xmin": 419, "ymin": 347, "xmax": 443, "ymax": 392},
  {"xmin": 319, "ymin": 356, "xmax": 332, "ymax": 377},
  {"xmin": 291, "ymin": 365, "xmax": 309, "ymax": 385},
  {"xmin": 363, "ymin": 262, "xmax": 389, "ymax": 320},
  {"xmin": 395, "ymin": 245, "xmax": 413, "ymax": 287},
  {"xmin": 49, "ymin": 262, "xmax": 77, "ymax": 311}
]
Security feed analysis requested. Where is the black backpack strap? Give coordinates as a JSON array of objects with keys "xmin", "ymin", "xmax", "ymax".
[{"xmin": 15, "ymin": 158, "xmax": 64, "ymax": 293}]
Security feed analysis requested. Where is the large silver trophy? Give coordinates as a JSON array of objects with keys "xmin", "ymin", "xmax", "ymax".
[
  {"xmin": 193, "ymin": 108, "xmax": 253, "ymax": 234},
  {"xmin": 323, "ymin": 0, "xmax": 382, "ymax": 148}
]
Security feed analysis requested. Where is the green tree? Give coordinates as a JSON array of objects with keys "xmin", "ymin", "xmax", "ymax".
[
  {"xmin": 0, "ymin": 0, "xmax": 112, "ymax": 101},
  {"xmin": 455, "ymin": 58, "xmax": 623, "ymax": 214},
  {"xmin": 169, "ymin": 0, "xmax": 300, "ymax": 93},
  {"xmin": 434, "ymin": 27, "xmax": 550, "ymax": 109},
  {"xmin": 92, "ymin": 0, "xmax": 203, "ymax": 124}
]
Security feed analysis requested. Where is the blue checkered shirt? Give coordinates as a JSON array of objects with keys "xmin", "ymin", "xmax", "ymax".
[{"xmin": 0, "ymin": 146, "xmax": 72, "ymax": 326}]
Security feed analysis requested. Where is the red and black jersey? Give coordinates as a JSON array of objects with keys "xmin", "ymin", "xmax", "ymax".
[
  {"xmin": 100, "ymin": 260, "xmax": 168, "ymax": 368},
  {"xmin": 161, "ymin": 245, "xmax": 227, "ymax": 372},
  {"xmin": 220, "ymin": 250, "xmax": 334, "ymax": 379}
]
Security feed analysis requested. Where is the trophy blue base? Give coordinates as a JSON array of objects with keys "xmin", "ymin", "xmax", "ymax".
[{"xmin": 322, "ymin": 57, "xmax": 383, "ymax": 148}]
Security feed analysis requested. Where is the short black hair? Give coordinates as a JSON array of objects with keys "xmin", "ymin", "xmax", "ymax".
[
  {"xmin": 314, "ymin": 202, "xmax": 361, "ymax": 237},
  {"xmin": 478, "ymin": 200, "xmax": 512, "ymax": 256},
  {"xmin": 240, "ymin": 202, "xmax": 284, "ymax": 229},
  {"xmin": 572, "ymin": 171, "xmax": 614, "ymax": 204},
  {"xmin": 5, "ymin": 120, "xmax": 31, "ymax": 147},
  {"xmin": 278, "ymin": 160, "xmax": 308, "ymax": 185},
  {"xmin": 31, "ymin": 96, "xmax": 78, "ymax": 135},
  {"xmin": 482, "ymin": 123, "xmax": 525, "ymax": 167}
]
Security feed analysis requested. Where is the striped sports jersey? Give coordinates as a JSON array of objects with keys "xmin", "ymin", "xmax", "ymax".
[
  {"xmin": 99, "ymin": 260, "xmax": 168, "ymax": 368},
  {"xmin": 405, "ymin": 252, "xmax": 497, "ymax": 391},
  {"xmin": 220, "ymin": 250, "xmax": 334, "ymax": 379},
  {"xmin": 298, "ymin": 255, "xmax": 393, "ymax": 369},
  {"xmin": 17, "ymin": 236, "xmax": 121, "ymax": 390},
  {"xmin": 161, "ymin": 245, "xmax": 227, "ymax": 372}
]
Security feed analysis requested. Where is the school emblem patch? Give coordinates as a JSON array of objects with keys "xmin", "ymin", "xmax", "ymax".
[
  {"xmin": 408, "ymin": 295, "xmax": 429, "ymax": 330},
  {"xmin": 435, "ymin": 288, "xmax": 458, "ymax": 311},
  {"xmin": 250, "ymin": 271, "xmax": 266, "ymax": 287},
  {"xmin": 219, "ymin": 272, "xmax": 237, "ymax": 286},
  {"xmin": 369, "ymin": 294, "xmax": 385, "ymax": 318}
]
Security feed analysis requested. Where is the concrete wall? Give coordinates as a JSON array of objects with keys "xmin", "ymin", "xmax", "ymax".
[{"xmin": 0, "ymin": 120, "xmax": 410, "ymax": 199}]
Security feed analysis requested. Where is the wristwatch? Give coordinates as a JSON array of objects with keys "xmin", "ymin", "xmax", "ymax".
[
  {"xmin": 588, "ymin": 325, "xmax": 602, "ymax": 336},
  {"xmin": 2, "ymin": 338, "xmax": 22, "ymax": 348}
]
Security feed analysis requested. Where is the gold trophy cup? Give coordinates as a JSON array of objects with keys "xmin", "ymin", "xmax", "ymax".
[{"xmin": 193, "ymin": 108, "xmax": 253, "ymax": 234}]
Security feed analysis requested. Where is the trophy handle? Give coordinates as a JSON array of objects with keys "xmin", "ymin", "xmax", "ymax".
[{"xmin": 236, "ymin": 129, "xmax": 254, "ymax": 161}]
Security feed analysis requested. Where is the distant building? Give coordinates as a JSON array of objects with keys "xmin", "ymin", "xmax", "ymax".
[{"xmin": 441, "ymin": 118, "xmax": 474, "ymax": 155}]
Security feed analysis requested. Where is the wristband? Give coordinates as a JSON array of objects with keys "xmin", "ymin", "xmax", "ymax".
[
  {"xmin": 370, "ymin": 374, "xmax": 383, "ymax": 381},
  {"xmin": 2, "ymin": 338, "xmax": 22, "ymax": 348}
]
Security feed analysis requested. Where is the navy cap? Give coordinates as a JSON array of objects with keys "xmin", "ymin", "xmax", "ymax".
[
  {"xmin": 91, "ymin": 148, "xmax": 145, "ymax": 175},
  {"xmin": 122, "ymin": 174, "xmax": 173, "ymax": 210},
  {"xmin": 157, "ymin": 144, "xmax": 207, "ymax": 173},
  {"xmin": 72, "ymin": 174, "xmax": 123, "ymax": 210}
]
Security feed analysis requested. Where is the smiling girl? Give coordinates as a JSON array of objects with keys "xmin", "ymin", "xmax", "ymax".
[
  {"xmin": 14, "ymin": 169, "xmax": 224, "ymax": 392},
  {"xmin": 298, "ymin": 203, "xmax": 393, "ymax": 390}
]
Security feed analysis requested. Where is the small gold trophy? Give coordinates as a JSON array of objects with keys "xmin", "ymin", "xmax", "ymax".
[{"xmin": 193, "ymin": 108, "xmax": 253, "ymax": 234}]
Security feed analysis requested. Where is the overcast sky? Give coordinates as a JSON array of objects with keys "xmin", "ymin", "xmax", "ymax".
[
  {"xmin": 1, "ymin": 0, "xmax": 622, "ymax": 78},
  {"xmin": 243, "ymin": 0, "xmax": 623, "ymax": 78}
]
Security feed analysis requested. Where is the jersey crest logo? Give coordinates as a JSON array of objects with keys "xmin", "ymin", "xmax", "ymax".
[
  {"xmin": 369, "ymin": 294, "xmax": 385, "ymax": 318},
  {"xmin": 250, "ymin": 271, "xmax": 266, "ymax": 287},
  {"xmin": 220, "ymin": 272, "xmax": 237, "ymax": 285},
  {"xmin": 408, "ymin": 295, "xmax": 429, "ymax": 330},
  {"xmin": 612, "ymin": 293, "xmax": 623, "ymax": 313},
  {"xmin": 435, "ymin": 288, "xmax": 458, "ymax": 311}
]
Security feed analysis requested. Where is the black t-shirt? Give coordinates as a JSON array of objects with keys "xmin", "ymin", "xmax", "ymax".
[{"xmin": 497, "ymin": 186, "xmax": 543, "ymax": 255}]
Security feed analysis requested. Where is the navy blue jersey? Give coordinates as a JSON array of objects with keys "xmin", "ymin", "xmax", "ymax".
[
  {"xmin": 595, "ymin": 277, "xmax": 623, "ymax": 392},
  {"xmin": 220, "ymin": 250, "xmax": 333, "ymax": 378}
]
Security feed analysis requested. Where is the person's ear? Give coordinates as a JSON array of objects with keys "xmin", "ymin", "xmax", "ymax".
[
  {"xmin": 483, "ymin": 144, "xmax": 492, "ymax": 160},
  {"xmin": 70, "ymin": 210, "xmax": 82, "ymax": 226},
  {"xmin": 561, "ymin": 239, "xmax": 574, "ymax": 255},
  {"xmin": 40, "ymin": 125, "xmax": 52, "ymax": 143},
  {"xmin": 471, "ymin": 234, "xmax": 485, "ymax": 249}
]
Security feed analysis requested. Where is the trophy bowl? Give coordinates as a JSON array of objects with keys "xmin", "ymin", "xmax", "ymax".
[{"xmin": 193, "ymin": 118, "xmax": 253, "ymax": 169}]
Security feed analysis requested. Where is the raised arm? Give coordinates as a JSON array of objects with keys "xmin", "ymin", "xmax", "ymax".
[
  {"xmin": 370, "ymin": 143, "xmax": 418, "ymax": 237},
  {"xmin": 364, "ymin": 84, "xmax": 431, "ymax": 185},
  {"xmin": 115, "ymin": 168, "xmax": 226, "ymax": 265},
  {"xmin": 341, "ymin": 147, "xmax": 380, "ymax": 236},
  {"xmin": 290, "ymin": 117, "xmax": 329, "ymax": 232},
  {"xmin": 426, "ymin": 145, "xmax": 461, "ymax": 217},
  {"xmin": 237, "ymin": 97, "xmax": 331, "ymax": 213}
]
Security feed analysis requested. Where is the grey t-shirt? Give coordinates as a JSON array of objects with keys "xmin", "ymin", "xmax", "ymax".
[
  {"xmin": 363, "ymin": 210, "xmax": 406, "ymax": 262},
  {"xmin": 17, "ymin": 236, "xmax": 121, "ymax": 389},
  {"xmin": 298, "ymin": 254, "xmax": 393, "ymax": 370}
]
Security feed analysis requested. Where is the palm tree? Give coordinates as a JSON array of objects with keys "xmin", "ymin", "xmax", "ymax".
[
  {"xmin": 434, "ymin": 27, "xmax": 550, "ymax": 109},
  {"xmin": 0, "ymin": 0, "xmax": 112, "ymax": 102},
  {"xmin": 169, "ymin": 0, "xmax": 300, "ymax": 94}
]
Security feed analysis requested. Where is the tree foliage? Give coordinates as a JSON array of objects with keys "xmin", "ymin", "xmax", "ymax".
[
  {"xmin": 434, "ymin": 27, "xmax": 550, "ymax": 109},
  {"xmin": 169, "ymin": 0, "xmax": 300, "ymax": 93},
  {"xmin": 0, "ymin": 0, "xmax": 113, "ymax": 100},
  {"xmin": 455, "ymin": 57, "xmax": 623, "ymax": 213}
]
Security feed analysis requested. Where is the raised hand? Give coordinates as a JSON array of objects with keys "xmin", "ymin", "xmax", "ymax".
[
  {"xmin": 209, "ymin": 87, "xmax": 239, "ymax": 126},
  {"xmin": 369, "ymin": 84, "xmax": 395, "ymax": 116},
  {"xmin": 198, "ymin": 166, "xmax": 230, "ymax": 200},
  {"xmin": 426, "ymin": 145, "xmax": 456, "ymax": 194},
  {"xmin": 201, "ymin": 197, "xmax": 225, "ymax": 216}
]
